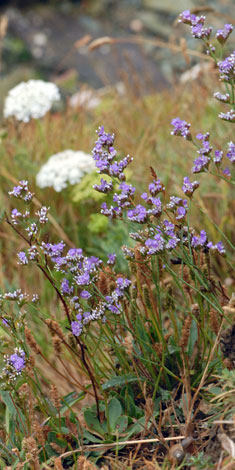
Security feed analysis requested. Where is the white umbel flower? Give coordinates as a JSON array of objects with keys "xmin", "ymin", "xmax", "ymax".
[
  {"xmin": 4, "ymin": 80, "xmax": 60, "ymax": 122},
  {"xmin": 36, "ymin": 150, "xmax": 96, "ymax": 192}
]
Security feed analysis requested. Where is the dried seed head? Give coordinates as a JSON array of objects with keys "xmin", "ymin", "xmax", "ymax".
[
  {"xmin": 134, "ymin": 244, "xmax": 149, "ymax": 283},
  {"xmin": 25, "ymin": 327, "xmax": 41, "ymax": 354},
  {"xmin": 97, "ymin": 271, "xmax": 109, "ymax": 296},
  {"xmin": 123, "ymin": 332, "xmax": 134, "ymax": 355},
  {"xmin": 53, "ymin": 336, "xmax": 62, "ymax": 355},
  {"xmin": 50, "ymin": 384, "xmax": 61, "ymax": 411},
  {"xmin": 191, "ymin": 303, "xmax": 200, "ymax": 319},
  {"xmin": 67, "ymin": 331, "xmax": 77, "ymax": 349},
  {"xmin": 182, "ymin": 266, "xmax": 192, "ymax": 297},
  {"xmin": 143, "ymin": 284, "xmax": 152, "ymax": 309},
  {"xmin": 131, "ymin": 281, "xmax": 137, "ymax": 300},
  {"xmin": 180, "ymin": 315, "xmax": 192, "ymax": 349},
  {"xmin": 52, "ymin": 320, "xmax": 66, "ymax": 341},
  {"xmin": 209, "ymin": 309, "xmax": 220, "ymax": 335},
  {"xmin": 154, "ymin": 342, "xmax": 163, "ymax": 358},
  {"xmin": 32, "ymin": 420, "xmax": 45, "ymax": 447}
]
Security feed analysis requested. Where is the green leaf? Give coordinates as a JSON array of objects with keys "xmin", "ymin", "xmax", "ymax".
[
  {"xmin": 102, "ymin": 374, "xmax": 143, "ymax": 391},
  {"xmin": 107, "ymin": 398, "xmax": 122, "ymax": 432},
  {"xmin": 187, "ymin": 319, "xmax": 198, "ymax": 356},
  {"xmin": 60, "ymin": 391, "xmax": 86, "ymax": 415},
  {"xmin": 83, "ymin": 430, "xmax": 103, "ymax": 443},
  {"xmin": 115, "ymin": 415, "xmax": 128, "ymax": 434},
  {"xmin": 83, "ymin": 409, "xmax": 105, "ymax": 437}
]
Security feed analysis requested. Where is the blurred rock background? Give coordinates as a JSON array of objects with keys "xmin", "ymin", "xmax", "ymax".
[{"xmin": 0, "ymin": 0, "xmax": 234, "ymax": 111}]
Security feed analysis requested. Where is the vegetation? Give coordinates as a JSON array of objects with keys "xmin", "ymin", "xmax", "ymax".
[{"xmin": 0, "ymin": 9, "xmax": 234, "ymax": 470}]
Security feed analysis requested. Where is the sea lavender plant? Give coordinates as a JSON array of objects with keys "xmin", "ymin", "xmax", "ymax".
[{"xmin": 0, "ymin": 10, "xmax": 234, "ymax": 468}]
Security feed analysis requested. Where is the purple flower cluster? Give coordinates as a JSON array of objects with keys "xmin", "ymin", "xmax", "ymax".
[
  {"xmin": 35, "ymin": 206, "xmax": 49, "ymax": 224},
  {"xmin": 92, "ymin": 127, "xmax": 136, "ymax": 218},
  {"xmin": 9, "ymin": 350, "xmax": 25, "ymax": 372},
  {"xmin": 145, "ymin": 234, "xmax": 165, "ymax": 255},
  {"xmin": 11, "ymin": 208, "xmax": 30, "ymax": 225},
  {"xmin": 218, "ymin": 51, "xmax": 235, "ymax": 82},
  {"xmin": 179, "ymin": 10, "xmax": 212, "ymax": 40},
  {"xmin": 191, "ymin": 231, "xmax": 225, "ymax": 255},
  {"xmin": 3, "ymin": 348, "xmax": 26, "ymax": 381},
  {"xmin": 216, "ymin": 24, "xmax": 233, "ymax": 45},
  {"xmin": 192, "ymin": 133, "xmax": 212, "ymax": 173},
  {"xmin": 227, "ymin": 141, "xmax": 235, "ymax": 164},
  {"xmin": 171, "ymin": 117, "xmax": 191, "ymax": 140},
  {"xmin": 92, "ymin": 126, "xmax": 133, "ymax": 182},
  {"xmin": 182, "ymin": 176, "xmax": 199, "ymax": 197},
  {"xmin": 218, "ymin": 110, "xmax": 235, "ymax": 122},
  {"xmin": 8, "ymin": 180, "xmax": 34, "ymax": 203},
  {"xmin": 127, "ymin": 205, "xmax": 147, "ymax": 223},
  {"xmin": 207, "ymin": 241, "xmax": 226, "ymax": 256},
  {"xmin": 166, "ymin": 196, "xmax": 188, "ymax": 219},
  {"xmin": 213, "ymin": 92, "xmax": 230, "ymax": 103},
  {"xmin": 213, "ymin": 150, "xmax": 223, "ymax": 166},
  {"xmin": 17, "ymin": 251, "xmax": 28, "ymax": 265},
  {"xmin": 191, "ymin": 230, "xmax": 207, "ymax": 248}
]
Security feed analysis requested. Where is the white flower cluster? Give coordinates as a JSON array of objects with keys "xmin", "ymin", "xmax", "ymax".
[
  {"xmin": 36, "ymin": 150, "xmax": 96, "ymax": 192},
  {"xmin": 4, "ymin": 80, "xmax": 60, "ymax": 122}
]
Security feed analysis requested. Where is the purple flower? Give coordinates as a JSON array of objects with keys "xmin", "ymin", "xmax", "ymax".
[
  {"xmin": 42, "ymin": 241, "xmax": 65, "ymax": 260},
  {"xmin": 218, "ymin": 51, "xmax": 235, "ymax": 82},
  {"xmin": 214, "ymin": 150, "xmax": 223, "ymax": 166},
  {"xmin": 223, "ymin": 167, "xmax": 231, "ymax": 177},
  {"xmin": 148, "ymin": 179, "xmax": 165, "ymax": 195},
  {"xmin": 145, "ymin": 234, "xmax": 165, "ymax": 255},
  {"xmin": 176, "ymin": 206, "xmax": 186, "ymax": 220},
  {"xmin": 192, "ymin": 156, "xmax": 210, "ymax": 173},
  {"xmin": 166, "ymin": 196, "xmax": 183, "ymax": 210},
  {"xmin": 80, "ymin": 290, "xmax": 91, "ymax": 299},
  {"xmin": 116, "ymin": 277, "xmax": 131, "ymax": 290},
  {"xmin": 227, "ymin": 141, "xmax": 235, "ymax": 164},
  {"xmin": 207, "ymin": 241, "xmax": 226, "ymax": 256},
  {"xmin": 75, "ymin": 273, "xmax": 90, "ymax": 286},
  {"xmin": 92, "ymin": 126, "xmax": 133, "ymax": 182},
  {"xmin": 127, "ymin": 205, "xmax": 147, "ymax": 223},
  {"xmin": 11, "ymin": 208, "xmax": 23, "ymax": 225},
  {"xmin": 171, "ymin": 117, "xmax": 191, "ymax": 140},
  {"xmin": 17, "ymin": 251, "xmax": 28, "ymax": 265},
  {"xmin": 218, "ymin": 110, "xmax": 235, "ymax": 122},
  {"xmin": 93, "ymin": 178, "xmax": 113, "ymax": 193},
  {"xmin": 166, "ymin": 236, "xmax": 180, "ymax": 250},
  {"xmin": 35, "ymin": 206, "xmax": 49, "ymax": 224},
  {"xmin": 191, "ymin": 230, "xmax": 207, "ymax": 248},
  {"xmin": 163, "ymin": 219, "xmax": 175, "ymax": 236},
  {"xmin": 191, "ymin": 23, "xmax": 212, "ymax": 39},
  {"xmin": 10, "ymin": 351, "xmax": 25, "ymax": 372},
  {"xmin": 216, "ymin": 24, "xmax": 233, "ymax": 44},
  {"xmin": 107, "ymin": 253, "xmax": 116, "ymax": 265},
  {"xmin": 8, "ymin": 180, "xmax": 34, "ymax": 203},
  {"xmin": 101, "ymin": 202, "xmax": 120, "ymax": 219},
  {"xmin": 178, "ymin": 10, "xmax": 199, "ymax": 26},
  {"xmin": 119, "ymin": 182, "xmax": 136, "ymax": 196},
  {"xmin": 182, "ymin": 176, "xmax": 199, "ymax": 197},
  {"xmin": 61, "ymin": 279, "xmax": 73, "ymax": 295},
  {"xmin": 213, "ymin": 92, "xmax": 230, "ymax": 103},
  {"xmin": 71, "ymin": 321, "xmax": 82, "ymax": 336},
  {"xmin": 196, "ymin": 132, "xmax": 210, "ymax": 141},
  {"xmin": 148, "ymin": 197, "xmax": 162, "ymax": 216}
]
